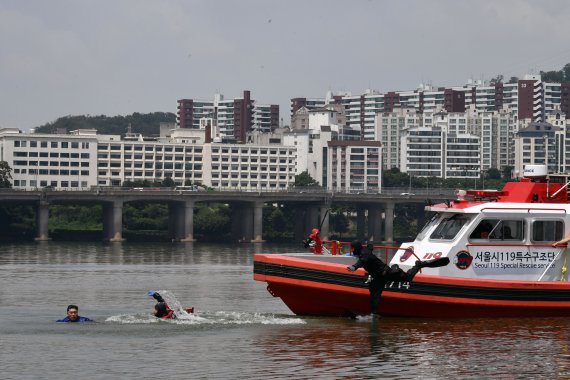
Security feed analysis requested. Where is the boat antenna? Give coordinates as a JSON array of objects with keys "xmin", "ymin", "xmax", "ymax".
[{"xmin": 317, "ymin": 208, "xmax": 331, "ymax": 232}]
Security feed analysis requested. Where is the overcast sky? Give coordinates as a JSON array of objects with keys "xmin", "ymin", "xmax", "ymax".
[{"xmin": 2, "ymin": 0, "xmax": 570, "ymax": 131}]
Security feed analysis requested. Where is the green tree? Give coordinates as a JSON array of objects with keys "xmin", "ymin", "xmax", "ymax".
[
  {"xmin": 122, "ymin": 179, "xmax": 153, "ymax": 187},
  {"xmin": 33, "ymin": 112, "xmax": 175, "ymax": 136},
  {"xmin": 564, "ymin": 63, "xmax": 570, "ymax": 82},
  {"xmin": 124, "ymin": 202, "xmax": 168, "ymax": 230},
  {"xmin": 382, "ymin": 167, "xmax": 410, "ymax": 187},
  {"xmin": 508, "ymin": 76, "xmax": 519, "ymax": 84},
  {"xmin": 540, "ymin": 70, "xmax": 564, "ymax": 83},
  {"xmin": 263, "ymin": 205, "xmax": 293, "ymax": 241},
  {"xmin": 295, "ymin": 171, "xmax": 320, "ymax": 187},
  {"xmin": 0, "ymin": 161, "xmax": 13, "ymax": 188},
  {"xmin": 501, "ymin": 166, "xmax": 514, "ymax": 179},
  {"xmin": 161, "ymin": 176, "xmax": 175, "ymax": 188},
  {"xmin": 330, "ymin": 210, "xmax": 349, "ymax": 237},
  {"xmin": 195, "ymin": 203, "xmax": 231, "ymax": 237},
  {"xmin": 489, "ymin": 74, "xmax": 504, "ymax": 85},
  {"xmin": 487, "ymin": 168, "xmax": 502, "ymax": 180}
]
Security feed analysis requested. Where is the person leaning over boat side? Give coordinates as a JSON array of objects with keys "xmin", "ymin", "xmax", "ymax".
[
  {"xmin": 56, "ymin": 304, "xmax": 93, "ymax": 322},
  {"xmin": 347, "ymin": 240, "xmax": 449, "ymax": 315}
]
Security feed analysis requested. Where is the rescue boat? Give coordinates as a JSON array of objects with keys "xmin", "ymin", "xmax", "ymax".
[{"xmin": 254, "ymin": 165, "xmax": 570, "ymax": 317}]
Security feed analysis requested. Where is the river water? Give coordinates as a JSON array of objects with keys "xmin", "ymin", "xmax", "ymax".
[{"xmin": 1, "ymin": 242, "xmax": 570, "ymax": 379}]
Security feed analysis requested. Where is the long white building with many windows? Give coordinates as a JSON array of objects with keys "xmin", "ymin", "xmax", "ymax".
[{"xmin": 0, "ymin": 128, "xmax": 296, "ymax": 191}]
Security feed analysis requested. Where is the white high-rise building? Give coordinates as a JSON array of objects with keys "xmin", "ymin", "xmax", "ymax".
[
  {"xmin": 513, "ymin": 122, "xmax": 564, "ymax": 177},
  {"xmin": 0, "ymin": 128, "xmax": 296, "ymax": 191},
  {"xmin": 375, "ymin": 107, "xmax": 419, "ymax": 170}
]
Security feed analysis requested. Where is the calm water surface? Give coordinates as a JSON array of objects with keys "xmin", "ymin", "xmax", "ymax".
[{"xmin": 1, "ymin": 242, "xmax": 570, "ymax": 379}]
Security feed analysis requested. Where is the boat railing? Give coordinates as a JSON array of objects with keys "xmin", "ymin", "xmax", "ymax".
[
  {"xmin": 481, "ymin": 207, "xmax": 567, "ymax": 214},
  {"xmin": 322, "ymin": 240, "xmax": 401, "ymax": 262}
]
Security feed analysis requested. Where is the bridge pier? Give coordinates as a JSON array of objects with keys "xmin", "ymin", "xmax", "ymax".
[
  {"xmin": 384, "ymin": 201, "xmax": 395, "ymax": 244},
  {"xmin": 103, "ymin": 200, "xmax": 124, "ymax": 242},
  {"xmin": 35, "ymin": 201, "xmax": 50, "ymax": 241},
  {"xmin": 168, "ymin": 200, "xmax": 195, "ymax": 242},
  {"xmin": 356, "ymin": 207, "xmax": 366, "ymax": 241},
  {"xmin": 367, "ymin": 205, "xmax": 382, "ymax": 243},
  {"xmin": 293, "ymin": 206, "xmax": 306, "ymax": 242},
  {"xmin": 232, "ymin": 202, "xmax": 264, "ymax": 243},
  {"xmin": 252, "ymin": 201, "xmax": 264, "ymax": 243},
  {"xmin": 181, "ymin": 200, "xmax": 195, "ymax": 242}
]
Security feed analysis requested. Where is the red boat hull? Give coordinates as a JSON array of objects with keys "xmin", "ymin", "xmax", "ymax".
[{"xmin": 254, "ymin": 254, "xmax": 570, "ymax": 318}]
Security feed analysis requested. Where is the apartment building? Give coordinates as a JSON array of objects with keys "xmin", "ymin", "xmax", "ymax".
[
  {"xmin": 0, "ymin": 128, "xmax": 101, "ymax": 189},
  {"xmin": 328, "ymin": 141, "xmax": 382, "ymax": 193},
  {"xmin": 1, "ymin": 128, "xmax": 295, "ymax": 191},
  {"xmin": 513, "ymin": 122, "xmax": 564, "ymax": 177},
  {"xmin": 375, "ymin": 107, "xmax": 419, "ymax": 170},
  {"xmin": 400, "ymin": 127, "xmax": 480, "ymax": 179},
  {"xmin": 177, "ymin": 91, "xmax": 279, "ymax": 143},
  {"xmin": 290, "ymin": 74, "xmax": 570, "ymax": 137},
  {"xmin": 400, "ymin": 127, "xmax": 445, "ymax": 177},
  {"xmin": 445, "ymin": 134, "xmax": 480, "ymax": 178}
]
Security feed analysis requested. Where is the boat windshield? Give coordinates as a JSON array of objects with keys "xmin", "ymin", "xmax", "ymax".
[
  {"xmin": 417, "ymin": 212, "xmax": 440, "ymax": 240},
  {"xmin": 430, "ymin": 214, "xmax": 471, "ymax": 240}
]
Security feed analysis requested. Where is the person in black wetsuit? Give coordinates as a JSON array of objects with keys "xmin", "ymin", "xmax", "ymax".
[{"xmin": 347, "ymin": 240, "xmax": 449, "ymax": 315}]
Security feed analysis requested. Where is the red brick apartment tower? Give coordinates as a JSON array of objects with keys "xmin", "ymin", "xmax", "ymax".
[
  {"xmin": 177, "ymin": 99, "xmax": 194, "ymax": 128},
  {"xmin": 269, "ymin": 105, "xmax": 280, "ymax": 130},
  {"xmin": 444, "ymin": 89, "xmax": 465, "ymax": 112},
  {"xmin": 234, "ymin": 90, "xmax": 253, "ymax": 143},
  {"xmin": 518, "ymin": 79, "xmax": 540, "ymax": 121},
  {"xmin": 561, "ymin": 83, "xmax": 570, "ymax": 119},
  {"xmin": 291, "ymin": 98, "xmax": 307, "ymax": 115},
  {"xmin": 494, "ymin": 82, "xmax": 504, "ymax": 110},
  {"xmin": 384, "ymin": 92, "xmax": 400, "ymax": 113}
]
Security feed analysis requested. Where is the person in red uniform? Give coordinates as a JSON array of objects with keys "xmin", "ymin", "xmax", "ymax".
[{"xmin": 303, "ymin": 228, "xmax": 323, "ymax": 254}]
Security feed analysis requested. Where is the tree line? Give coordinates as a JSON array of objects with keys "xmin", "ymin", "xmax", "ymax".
[
  {"xmin": 33, "ymin": 112, "xmax": 176, "ymax": 136},
  {"xmin": 489, "ymin": 62, "xmax": 570, "ymax": 85}
]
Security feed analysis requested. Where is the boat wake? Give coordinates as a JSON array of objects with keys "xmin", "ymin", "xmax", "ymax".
[{"xmin": 105, "ymin": 311, "xmax": 305, "ymax": 325}]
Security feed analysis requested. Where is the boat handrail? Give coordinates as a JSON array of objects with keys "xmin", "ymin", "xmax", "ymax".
[
  {"xmin": 481, "ymin": 207, "xmax": 567, "ymax": 214},
  {"xmin": 537, "ymin": 246, "xmax": 566, "ymax": 281},
  {"xmin": 466, "ymin": 243, "xmax": 558, "ymax": 247},
  {"xmin": 550, "ymin": 180, "xmax": 570, "ymax": 199}
]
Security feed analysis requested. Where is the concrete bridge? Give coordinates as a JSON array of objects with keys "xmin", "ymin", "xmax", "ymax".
[{"xmin": 0, "ymin": 188, "xmax": 456, "ymax": 243}]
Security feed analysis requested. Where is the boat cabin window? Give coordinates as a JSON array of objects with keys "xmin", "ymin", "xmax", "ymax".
[
  {"xmin": 531, "ymin": 220, "xmax": 564, "ymax": 243},
  {"xmin": 429, "ymin": 215, "xmax": 470, "ymax": 240},
  {"xmin": 469, "ymin": 219, "xmax": 524, "ymax": 241}
]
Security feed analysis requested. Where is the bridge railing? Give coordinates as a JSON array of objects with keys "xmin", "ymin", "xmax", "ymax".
[{"xmin": 9, "ymin": 186, "xmax": 457, "ymax": 196}]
